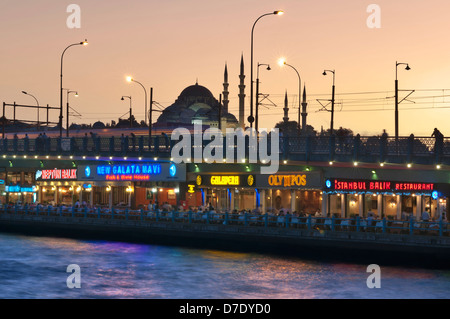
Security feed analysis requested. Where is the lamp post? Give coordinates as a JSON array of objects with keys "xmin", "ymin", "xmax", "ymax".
[
  {"xmin": 21, "ymin": 91, "xmax": 40, "ymax": 128},
  {"xmin": 279, "ymin": 59, "xmax": 301, "ymax": 134},
  {"xmin": 322, "ymin": 69, "xmax": 335, "ymax": 134},
  {"xmin": 249, "ymin": 10, "xmax": 283, "ymax": 128},
  {"xmin": 395, "ymin": 61, "xmax": 411, "ymax": 140},
  {"xmin": 60, "ymin": 39, "xmax": 88, "ymax": 137},
  {"xmin": 121, "ymin": 96, "xmax": 132, "ymax": 128},
  {"xmin": 255, "ymin": 63, "xmax": 271, "ymax": 132},
  {"xmin": 65, "ymin": 89, "xmax": 78, "ymax": 136},
  {"xmin": 126, "ymin": 76, "xmax": 147, "ymax": 127}
]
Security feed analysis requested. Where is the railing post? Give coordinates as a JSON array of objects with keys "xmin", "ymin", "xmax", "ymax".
[
  {"xmin": 307, "ymin": 215, "xmax": 312, "ymax": 230},
  {"xmin": 14, "ymin": 204, "xmax": 17, "ymax": 215},
  {"xmin": 285, "ymin": 214, "xmax": 289, "ymax": 228},
  {"xmin": 36, "ymin": 205, "xmax": 40, "ymax": 216},
  {"xmin": 84, "ymin": 207, "xmax": 88, "ymax": 219},
  {"xmin": 172, "ymin": 210, "xmax": 175, "ymax": 223},
  {"xmin": 206, "ymin": 211, "xmax": 209, "ymax": 224},
  {"xmin": 356, "ymin": 216, "xmax": 360, "ymax": 232},
  {"xmin": 244, "ymin": 212, "xmax": 248, "ymax": 226},
  {"xmin": 125, "ymin": 208, "xmax": 128, "ymax": 221},
  {"xmin": 109, "ymin": 136, "xmax": 115, "ymax": 153},
  {"xmin": 25, "ymin": 205, "xmax": 28, "ymax": 215},
  {"xmin": 72, "ymin": 206, "xmax": 75, "ymax": 218},
  {"xmin": 111, "ymin": 207, "xmax": 114, "ymax": 220},
  {"xmin": 59, "ymin": 206, "xmax": 62, "ymax": 217},
  {"xmin": 98, "ymin": 207, "xmax": 101, "ymax": 219},
  {"xmin": 382, "ymin": 217, "xmax": 386, "ymax": 233},
  {"xmin": 140, "ymin": 208, "xmax": 143, "ymax": 221},
  {"xmin": 265, "ymin": 213, "xmax": 268, "ymax": 228},
  {"xmin": 329, "ymin": 134, "xmax": 336, "ymax": 162},
  {"xmin": 439, "ymin": 219, "xmax": 443, "ymax": 237},
  {"xmin": 353, "ymin": 134, "xmax": 361, "ymax": 162},
  {"xmin": 156, "ymin": 210, "xmax": 159, "ymax": 222},
  {"xmin": 409, "ymin": 216, "xmax": 414, "ymax": 235},
  {"xmin": 188, "ymin": 210, "xmax": 192, "ymax": 224},
  {"xmin": 331, "ymin": 215, "xmax": 335, "ymax": 231},
  {"xmin": 47, "ymin": 206, "xmax": 51, "ymax": 217},
  {"xmin": 225, "ymin": 211, "xmax": 229, "ymax": 225}
]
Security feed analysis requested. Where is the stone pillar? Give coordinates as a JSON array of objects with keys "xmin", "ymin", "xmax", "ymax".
[
  {"xmin": 396, "ymin": 195, "xmax": 402, "ymax": 220},
  {"xmin": 358, "ymin": 194, "xmax": 364, "ymax": 217},
  {"xmin": 261, "ymin": 189, "xmax": 266, "ymax": 214},
  {"xmin": 290, "ymin": 190, "xmax": 296, "ymax": 213},
  {"xmin": 415, "ymin": 195, "xmax": 422, "ymax": 221},
  {"xmin": 377, "ymin": 194, "xmax": 383, "ymax": 219},
  {"xmin": 341, "ymin": 194, "xmax": 346, "ymax": 218},
  {"xmin": 322, "ymin": 192, "xmax": 328, "ymax": 217}
]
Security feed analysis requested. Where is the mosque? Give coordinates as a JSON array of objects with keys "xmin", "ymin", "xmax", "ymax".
[{"xmin": 153, "ymin": 54, "xmax": 308, "ymax": 133}]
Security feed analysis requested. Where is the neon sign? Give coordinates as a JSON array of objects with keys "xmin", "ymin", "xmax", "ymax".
[
  {"xmin": 210, "ymin": 176, "xmax": 240, "ymax": 186},
  {"xmin": 268, "ymin": 174, "xmax": 307, "ymax": 187},
  {"xmin": 6, "ymin": 185, "xmax": 37, "ymax": 193},
  {"xmin": 96, "ymin": 164, "xmax": 162, "ymax": 181},
  {"xmin": 36, "ymin": 169, "xmax": 78, "ymax": 181},
  {"xmin": 327, "ymin": 179, "xmax": 435, "ymax": 193}
]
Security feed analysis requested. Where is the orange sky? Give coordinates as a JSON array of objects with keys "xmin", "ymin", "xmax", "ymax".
[{"xmin": 1, "ymin": 0, "xmax": 450, "ymax": 137}]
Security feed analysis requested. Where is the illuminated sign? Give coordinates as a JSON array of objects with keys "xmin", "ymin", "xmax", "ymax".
[
  {"xmin": 188, "ymin": 185, "xmax": 196, "ymax": 193},
  {"xmin": 326, "ymin": 179, "xmax": 435, "ymax": 193},
  {"xmin": 96, "ymin": 164, "xmax": 161, "ymax": 181},
  {"xmin": 196, "ymin": 175, "xmax": 255, "ymax": 187},
  {"xmin": 268, "ymin": 174, "xmax": 306, "ymax": 187},
  {"xmin": 211, "ymin": 176, "xmax": 240, "ymax": 186},
  {"xmin": 5, "ymin": 185, "xmax": 37, "ymax": 193},
  {"xmin": 36, "ymin": 169, "xmax": 78, "ymax": 181},
  {"xmin": 78, "ymin": 163, "xmax": 186, "ymax": 182},
  {"xmin": 253, "ymin": 172, "xmax": 321, "ymax": 189}
]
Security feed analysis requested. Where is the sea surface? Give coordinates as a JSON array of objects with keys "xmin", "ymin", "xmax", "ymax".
[{"xmin": 0, "ymin": 232, "xmax": 449, "ymax": 299}]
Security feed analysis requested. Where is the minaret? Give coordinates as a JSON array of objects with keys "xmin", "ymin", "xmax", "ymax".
[
  {"xmin": 283, "ymin": 90, "xmax": 289, "ymax": 123},
  {"xmin": 301, "ymin": 84, "xmax": 308, "ymax": 133},
  {"xmin": 238, "ymin": 54, "xmax": 246, "ymax": 129},
  {"xmin": 222, "ymin": 63, "xmax": 229, "ymax": 114}
]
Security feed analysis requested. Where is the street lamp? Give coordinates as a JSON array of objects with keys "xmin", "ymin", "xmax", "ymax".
[
  {"xmin": 249, "ymin": 10, "xmax": 283, "ymax": 128},
  {"xmin": 395, "ymin": 61, "xmax": 411, "ymax": 140},
  {"xmin": 279, "ymin": 58, "xmax": 301, "ymax": 134},
  {"xmin": 65, "ymin": 89, "xmax": 78, "ymax": 137},
  {"xmin": 255, "ymin": 63, "xmax": 271, "ymax": 132},
  {"xmin": 121, "ymin": 96, "xmax": 132, "ymax": 128},
  {"xmin": 21, "ymin": 91, "xmax": 40, "ymax": 128},
  {"xmin": 60, "ymin": 39, "xmax": 88, "ymax": 137},
  {"xmin": 126, "ymin": 76, "xmax": 147, "ymax": 126},
  {"xmin": 322, "ymin": 69, "xmax": 336, "ymax": 134}
]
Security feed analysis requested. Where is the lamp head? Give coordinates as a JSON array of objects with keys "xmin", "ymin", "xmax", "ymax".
[
  {"xmin": 274, "ymin": 10, "xmax": 284, "ymax": 15},
  {"xmin": 21, "ymin": 91, "xmax": 27, "ymax": 94},
  {"xmin": 278, "ymin": 58, "xmax": 286, "ymax": 67},
  {"xmin": 405, "ymin": 64, "xmax": 411, "ymax": 71},
  {"xmin": 126, "ymin": 76, "xmax": 133, "ymax": 82},
  {"xmin": 74, "ymin": 92, "xmax": 79, "ymax": 97},
  {"xmin": 266, "ymin": 65, "xmax": 271, "ymax": 71},
  {"xmin": 81, "ymin": 39, "xmax": 88, "ymax": 46},
  {"xmin": 121, "ymin": 97, "xmax": 124, "ymax": 101},
  {"xmin": 323, "ymin": 71, "xmax": 327, "ymax": 76}
]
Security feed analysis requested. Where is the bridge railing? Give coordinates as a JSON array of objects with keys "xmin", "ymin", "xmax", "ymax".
[
  {"xmin": 0, "ymin": 134, "xmax": 447, "ymax": 165},
  {"xmin": 1, "ymin": 205, "xmax": 448, "ymax": 238}
]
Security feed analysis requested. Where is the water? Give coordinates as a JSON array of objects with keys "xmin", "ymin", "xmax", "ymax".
[{"xmin": 0, "ymin": 232, "xmax": 449, "ymax": 299}]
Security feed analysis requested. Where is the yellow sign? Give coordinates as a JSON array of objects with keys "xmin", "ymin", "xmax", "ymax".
[
  {"xmin": 188, "ymin": 184, "xmax": 196, "ymax": 193},
  {"xmin": 210, "ymin": 176, "xmax": 240, "ymax": 186},
  {"xmin": 268, "ymin": 174, "xmax": 307, "ymax": 187},
  {"xmin": 196, "ymin": 175, "xmax": 202, "ymax": 186},
  {"xmin": 247, "ymin": 175, "xmax": 254, "ymax": 186}
]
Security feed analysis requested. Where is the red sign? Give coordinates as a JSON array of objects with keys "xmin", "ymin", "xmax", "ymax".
[
  {"xmin": 37, "ymin": 169, "xmax": 77, "ymax": 181},
  {"xmin": 329, "ymin": 179, "xmax": 434, "ymax": 193}
]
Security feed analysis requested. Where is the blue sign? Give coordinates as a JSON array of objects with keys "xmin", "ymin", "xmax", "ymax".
[
  {"xmin": 432, "ymin": 191, "xmax": 439, "ymax": 200},
  {"xmin": 85, "ymin": 166, "xmax": 91, "ymax": 178},
  {"xmin": 325, "ymin": 180, "xmax": 332, "ymax": 188},
  {"xmin": 169, "ymin": 164, "xmax": 177, "ymax": 177}
]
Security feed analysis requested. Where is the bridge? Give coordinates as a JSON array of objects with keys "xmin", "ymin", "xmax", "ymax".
[{"xmin": 0, "ymin": 134, "xmax": 447, "ymax": 166}]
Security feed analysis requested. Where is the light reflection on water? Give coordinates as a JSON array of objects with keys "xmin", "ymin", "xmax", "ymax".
[{"xmin": 0, "ymin": 233, "xmax": 449, "ymax": 299}]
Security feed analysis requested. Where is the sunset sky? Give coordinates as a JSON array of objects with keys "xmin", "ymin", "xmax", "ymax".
[{"xmin": 1, "ymin": 0, "xmax": 450, "ymax": 137}]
